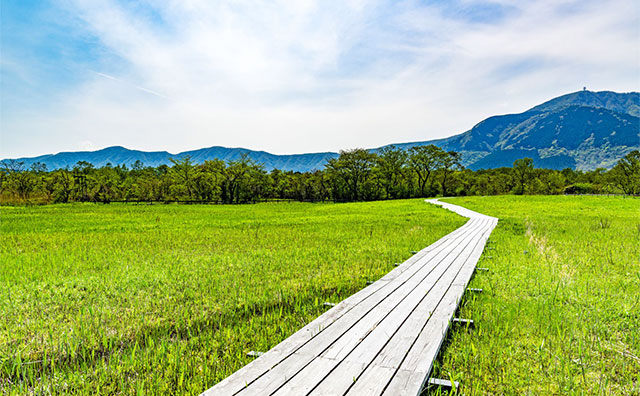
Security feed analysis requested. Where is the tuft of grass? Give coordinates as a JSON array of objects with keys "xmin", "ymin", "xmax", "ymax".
[
  {"xmin": 0, "ymin": 199, "xmax": 464, "ymax": 395},
  {"xmin": 596, "ymin": 217, "xmax": 612, "ymax": 230},
  {"xmin": 435, "ymin": 195, "xmax": 640, "ymax": 395}
]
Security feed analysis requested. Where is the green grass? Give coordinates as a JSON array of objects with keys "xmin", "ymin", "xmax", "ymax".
[
  {"xmin": 3, "ymin": 196, "xmax": 638, "ymax": 395},
  {"xmin": 0, "ymin": 199, "xmax": 465, "ymax": 395},
  {"xmin": 434, "ymin": 196, "xmax": 640, "ymax": 395}
]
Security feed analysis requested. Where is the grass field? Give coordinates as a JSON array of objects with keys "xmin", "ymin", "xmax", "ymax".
[
  {"xmin": 2, "ymin": 197, "xmax": 638, "ymax": 395},
  {"xmin": 0, "ymin": 199, "xmax": 465, "ymax": 395},
  {"xmin": 434, "ymin": 196, "xmax": 639, "ymax": 395}
]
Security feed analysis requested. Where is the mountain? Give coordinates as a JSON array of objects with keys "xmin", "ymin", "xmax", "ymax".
[
  {"xmin": 4, "ymin": 90, "xmax": 639, "ymax": 172},
  {"xmin": 9, "ymin": 146, "xmax": 337, "ymax": 173},
  {"xmin": 386, "ymin": 90, "xmax": 640, "ymax": 170},
  {"xmin": 528, "ymin": 90, "xmax": 640, "ymax": 116}
]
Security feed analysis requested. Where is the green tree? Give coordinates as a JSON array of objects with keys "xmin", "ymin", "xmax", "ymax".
[
  {"xmin": 52, "ymin": 169, "xmax": 74, "ymax": 203},
  {"xmin": 537, "ymin": 170, "xmax": 566, "ymax": 195},
  {"xmin": 512, "ymin": 157, "xmax": 534, "ymax": 195},
  {"xmin": 193, "ymin": 160, "xmax": 225, "ymax": 201},
  {"xmin": 222, "ymin": 154, "xmax": 265, "ymax": 203},
  {"xmin": 408, "ymin": 145, "xmax": 443, "ymax": 197},
  {"xmin": 376, "ymin": 145, "xmax": 407, "ymax": 199},
  {"xmin": 170, "ymin": 156, "xmax": 196, "ymax": 199},
  {"xmin": 439, "ymin": 151, "xmax": 462, "ymax": 197},
  {"xmin": 610, "ymin": 150, "xmax": 640, "ymax": 195},
  {"xmin": 1, "ymin": 160, "xmax": 34, "ymax": 200},
  {"xmin": 325, "ymin": 149, "xmax": 377, "ymax": 201}
]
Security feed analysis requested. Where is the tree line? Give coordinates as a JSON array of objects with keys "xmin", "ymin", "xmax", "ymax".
[{"xmin": 1, "ymin": 146, "xmax": 638, "ymax": 205}]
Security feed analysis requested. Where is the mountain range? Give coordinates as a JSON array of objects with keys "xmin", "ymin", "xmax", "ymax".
[{"xmin": 4, "ymin": 90, "xmax": 639, "ymax": 172}]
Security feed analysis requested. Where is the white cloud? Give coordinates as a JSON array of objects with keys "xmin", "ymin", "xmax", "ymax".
[{"xmin": 2, "ymin": 0, "xmax": 638, "ymax": 158}]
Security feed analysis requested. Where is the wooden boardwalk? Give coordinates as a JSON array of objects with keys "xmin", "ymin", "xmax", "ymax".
[{"xmin": 202, "ymin": 199, "xmax": 498, "ymax": 396}]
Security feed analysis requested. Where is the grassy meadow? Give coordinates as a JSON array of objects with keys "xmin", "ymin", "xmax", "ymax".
[
  {"xmin": 0, "ymin": 199, "xmax": 465, "ymax": 395},
  {"xmin": 2, "ymin": 196, "xmax": 638, "ymax": 395},
  {"xmin": 433, "ymin": 196, "xmax": 639, "ymax": 395}
]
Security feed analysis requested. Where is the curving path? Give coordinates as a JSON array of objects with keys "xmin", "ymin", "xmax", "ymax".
[{"xmin": 202, "ymin": 199, "xmax": 498, "ymax": 396}]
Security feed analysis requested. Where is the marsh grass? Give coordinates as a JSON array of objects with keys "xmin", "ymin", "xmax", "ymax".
[
  {"xmin": 0, "ymin": 199, "xmax": 464, "ymax": 395},
  {"xmin": 596, "ymin": 217, "xmax": 612, "ymax": 230},
  {"xmin": 434, "ymin": 196, "xmax": 640, "ymax": 395}
]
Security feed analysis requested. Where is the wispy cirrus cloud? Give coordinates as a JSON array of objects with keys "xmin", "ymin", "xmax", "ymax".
[
  {"xmin": 91, "ymin": 71, "xmax": 169, "ymax": 99},
  {"xmin": 1, "ymin": 0, "xmax": 638, "ymax": 158}
]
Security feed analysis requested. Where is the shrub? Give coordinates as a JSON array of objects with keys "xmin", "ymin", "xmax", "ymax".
[{"xmin": 563, "ymin": 183, "xmax": 595, "ymax": 195}]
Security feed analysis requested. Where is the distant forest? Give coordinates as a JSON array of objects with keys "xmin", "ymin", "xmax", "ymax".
[{"xmin": 1, "ymin": 146, "xmax": 638, "ymax": 205}]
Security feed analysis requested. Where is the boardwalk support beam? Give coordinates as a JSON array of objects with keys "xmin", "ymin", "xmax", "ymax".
[
  {"xmin": 323, "ymin": 302, "xmax": 336, "ymax": 307},
  {"xmin": 427, "ymin": 377, "xmax": 460, "ymax": 391},
  {"xmin": 467, "ymin": 288, "xmax": 483, "ymax": 293},
  {"xmin": 246, "ymin": 351, "xmax": 264, "ymax": 358},
  {"xmin": 476, "ymin": 267, "xmax": 490, "ymax": 272},
  {"xmin": 453, "ymin": 318, "xmax": 474, "ymax": 327}
]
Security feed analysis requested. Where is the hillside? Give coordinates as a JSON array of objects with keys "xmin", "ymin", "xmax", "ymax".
[
  {"xmin": 528, "ymin": 90, "xmax": 640, "ymax": 116},
  {"xmin": 389, "ymin": 90, "xmax": 640, "ymax": 170},
  {"xmin": 11, "ymin": 146, "xmax": 337, "ymax": 173},
  {"xmin": 4, "ymin": 90, "xmax": 639, "ymax": 171}
]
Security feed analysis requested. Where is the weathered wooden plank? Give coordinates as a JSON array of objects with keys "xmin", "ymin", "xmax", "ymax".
[
  {"xmin": 280, "ymin": 263, "xmax": 475, "ymax": 394},
  {"xmin": 307, "ymin": 220, "xmax": 491, "ymax": 395},
  {"xmin": 382, "ymin": 221, "xmax": 496, "ymax": 395},
  {"xmin": 339, "ymin": 219, "xmax": 493, "ymax": 395},
  {"xmin": 220, "ymin": 221, "xmax": 481, "ymax": 396},
  {"xmin": 205, "ymin": 243, "xmax": 453, "ymax": 396},
  {"xmin": 320, "ymin": 223, "xmax": 485, "ymax": 365},
  {"xmin": 318, "ymin": 362, "xmax": 397, "ymax": 396},
  {"xmin": 380, "ymin": 286, "xmax": 461, "ymax": 396},
  {"xmin": 201, "ymin": 199, "xmax": 498, "ymax": 396},
  {"xmin": 235, "ymin": 221, "xmax": 486, "ymax": 395}
]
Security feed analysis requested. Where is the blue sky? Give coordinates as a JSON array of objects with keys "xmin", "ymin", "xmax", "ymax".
[{"xmin": 1, "ymin": 0, "xmax": 639, "ymax": 158}]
